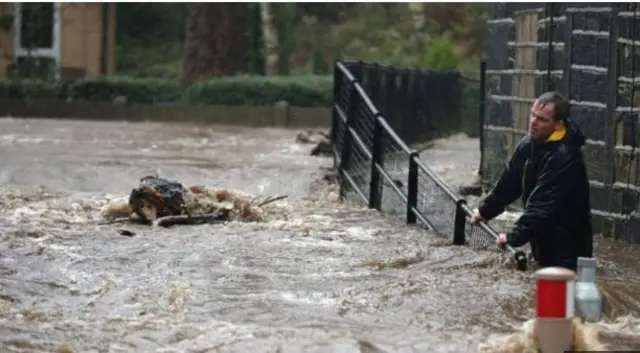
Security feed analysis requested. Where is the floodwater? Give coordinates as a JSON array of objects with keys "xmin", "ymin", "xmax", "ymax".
[{"xmin": 0, "ymin": 119, "xmax": 638, "ymax": 353}]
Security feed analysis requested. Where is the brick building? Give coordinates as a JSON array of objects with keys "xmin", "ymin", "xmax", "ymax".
[{"xmin": 0, "ymin": 2, "xmax": 116, "ymax": 79}]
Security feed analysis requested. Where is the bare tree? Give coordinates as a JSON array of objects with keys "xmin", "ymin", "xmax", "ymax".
[
  {"xmin": 408, "ymin": 3, "xmax": 426, "ymax": 56},
  {"xmin": 181, "ymin": 3, "xmax": 247, "ymax": 85},
  {"xmin": 259, "ymin": 2, "xmax": 278, "ymax": 75}
]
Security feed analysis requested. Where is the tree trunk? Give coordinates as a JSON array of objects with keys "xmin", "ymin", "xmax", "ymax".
[
  {"xmin": 407, "ymin": 3, "xmax": 427, "ymax": 57},
  {"xmin": 259, "ymin": 2, "xmax": 278, "ymax": 75},
  {"xmin": 181, "ymin": 3, "xmax": 247, "ymax": 85}
]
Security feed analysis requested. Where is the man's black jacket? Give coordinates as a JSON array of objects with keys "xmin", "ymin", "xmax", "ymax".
[{"xmin": 478, "ymin": 120, "xmax": 593, "ymax": 270}]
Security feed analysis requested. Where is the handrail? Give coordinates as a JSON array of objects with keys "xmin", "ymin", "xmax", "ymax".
[
  {"xmin": 331, "ymin": 59, "xmax": 528, "ymax": 271},
  {"xmin": 377, "ymin": 116, "xmax": 412, "ymax": 155},
  {"xmin": 459, "ymin": 202, "xmax": 528, "ymax": 270}
]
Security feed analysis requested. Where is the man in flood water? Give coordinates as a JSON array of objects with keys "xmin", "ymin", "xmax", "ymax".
[{"xmin": 471, "ymin": 91, "xmax": 593, "ymax": 271}]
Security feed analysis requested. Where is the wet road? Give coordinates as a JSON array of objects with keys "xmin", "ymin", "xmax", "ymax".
[{"xmin": 0, "ymin": 118, "xmax": 638, "ymax": 353}]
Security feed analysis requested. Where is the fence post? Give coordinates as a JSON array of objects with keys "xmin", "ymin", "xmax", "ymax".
[
  {"xmin": 398, "ymin": 69, "xmax": 410, "ymax": 141},
  {"xmin": 330, "ymin": 62, "xmax": 342, "ymax": 168},
  {"xmin": 409, "ymin": 70, "xmax": 423, "ymax": 143},
  {"xmin": 369, "ymin": 114, "xmax": 383, "ymax": 210},
  {"xmin": 338, "ymin": 80, "xmax": 359, "ymax": 200},
  {"xmin": 478, "ymin": 59, "xmax": 487, "ymax": 182},
  {"xmin": 384, "ymin": 68, "xmax": 396, "ymax": 127},
  {"xmin": 453, "ymin": 199, "xmax": 467, "ymax": 245},
  {"xmin": 351, "ymin": 61, "xmax": 364, "ymax": 84},
  {"xmin": 369, "ymin": 63, "xmax": 380, "ymax": 105},
  {"xmin": 406, "ymin": 151, "xmax": 419, "ymax": 224}
]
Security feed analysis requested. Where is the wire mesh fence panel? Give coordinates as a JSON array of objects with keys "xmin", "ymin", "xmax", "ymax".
[
  {"xmin": 343, "ymin": 137, "xmax": 372, "ymax": 204},
  {"xmin": 413, "ymin": 161, "xmax": 458, "ymax": 237},
  {"xmin": 352, "ymin": 99, "xmax": 376, "ymax": 154},
  {"xmin": 332, "ymin": 70, "xmax": 352, "ymax": 156},
  {"xmin": 378, "ymin": 128, "xmax": 412, "ymax": 219},
  {"xmin": 331, "ymin": 60, "xmax": 527, "ymax": 268},
  {"xmin": 464, "ymin": 223, "xmax": 501, "ymax": 251},
  {"xmin": 344, "ymin": 63, "xmax": 469, "ymax": 148},
  {"xmin": 341, "ymin": 94, "xmax": 373, "ymax": 204}
]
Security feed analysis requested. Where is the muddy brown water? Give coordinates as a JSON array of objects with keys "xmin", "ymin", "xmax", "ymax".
[{"xmin": 0, "ymin": 119, "xmax": 638, "ymax": 353}]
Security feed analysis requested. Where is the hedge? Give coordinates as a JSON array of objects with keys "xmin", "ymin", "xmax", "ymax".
[
  {"xmin": 0, "ymin": 75, "xmax": 334, "ymax": 107},
  {"xmin": 0, "ymin": 74, "xmax": 481, "ymax": 136}
]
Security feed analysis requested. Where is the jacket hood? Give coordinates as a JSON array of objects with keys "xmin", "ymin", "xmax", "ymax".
[{"xmin": 565, "ymin": 119, "xmax": 586, "ymax": 147}]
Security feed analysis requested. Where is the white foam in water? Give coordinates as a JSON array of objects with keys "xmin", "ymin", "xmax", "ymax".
[
  {"xmin": 345, "ymin": 226, "xmax": 376, "ymax": 240},
  {"xmin": 279, "ymin": 291, "xmax": 338, "ymax": 307},
  {"xmin": 8, "ymin": 206, "xmax": 41, "ymax": 224},
  {"xmin": 278, "ymin": 237, "xmax": 350, "ymax": 249},
  {"xmin": 46, "ymin": 243, "xmax": 86, "ymax": 260}
]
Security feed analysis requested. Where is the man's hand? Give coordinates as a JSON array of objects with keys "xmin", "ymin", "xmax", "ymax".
[
  {"xmin": 470, "ymin": 209, "xmax": 485, "ymax": 225},
  {"xmin": 496, "ymin": 233, "xmax": 508, "ymax": 247}
]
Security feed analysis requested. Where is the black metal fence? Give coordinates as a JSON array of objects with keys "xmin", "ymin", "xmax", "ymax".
[
  {"xmin": 330, "ymin": 60, "xmax": 527, "ymax": 271},
  {"xmin": 484, "ymin": 3, "xmax": 640, "ymax": 243}
]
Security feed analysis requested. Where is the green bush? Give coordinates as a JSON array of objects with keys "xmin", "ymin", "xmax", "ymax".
[
  {"xmin": 0, "ymin": 75, "xmax": 333, "ymax": 107},
  {"xmin": 0, "ymin": 78, "xmax": 69, "ymax": 100},
  {"xmin": 0, "ymin": 70, "xmax": 480, "ymax": 138},
  {"xmin": 183, "ymin": 75, "xmax": 333, "ymax": 107},
  {"xmin": 422, "ymin": 33, "xmax": 460, "ymax": 72},
  {"xmin": 69, "ymin": 76, "xmax": 183, "ymax": 103}
]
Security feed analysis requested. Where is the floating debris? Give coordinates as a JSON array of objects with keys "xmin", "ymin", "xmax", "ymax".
[{"xmin": 100, "ymin": 175, "xmax": 287, "ymax": 228}]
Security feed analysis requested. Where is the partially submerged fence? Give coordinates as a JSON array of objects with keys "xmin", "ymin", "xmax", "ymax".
[
  {"xmin": 330, "ymin": 60, "xmax": 527, "ymax": 270},
  {"xmin": 484, "ymin": 3, "xmax": 640, "ymax": 243}
]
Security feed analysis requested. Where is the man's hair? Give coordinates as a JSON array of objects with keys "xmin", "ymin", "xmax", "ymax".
[{"xmin": 537, "ymin": 91, "xmax": 570, "ymax": 122}]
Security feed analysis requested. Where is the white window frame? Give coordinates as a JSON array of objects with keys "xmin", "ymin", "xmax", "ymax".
[{"xmin": 12, "ymin": 2, "xmax": 61, "ymax": 79}]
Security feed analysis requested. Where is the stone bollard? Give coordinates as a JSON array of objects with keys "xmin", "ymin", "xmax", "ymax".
[
  {"xmin": 575, "ymin": 257, "xmax": 603, "ymax": 322},
  {"xmin": 534, "ymin": 267, "xmax": 576, "ymax": 353}
]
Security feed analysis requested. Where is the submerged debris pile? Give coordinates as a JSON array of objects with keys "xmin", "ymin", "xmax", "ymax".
[
  {"xmin": 100, "ymin": 175, "xmax": 286, "ymax": 227},
  {"xmin": 295, "ymin": 130, "xmax": 332, "ymax": 156}
]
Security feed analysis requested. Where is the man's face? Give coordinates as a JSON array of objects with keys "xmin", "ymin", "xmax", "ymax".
[{"xmin": 529, "ymin": 99, "xmax": 561, "ymax": 141}]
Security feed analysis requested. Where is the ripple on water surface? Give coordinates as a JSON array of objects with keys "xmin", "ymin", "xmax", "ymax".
[{"xmin": 0, "ymin": 119, "xmax": 639, "ymax": 352}]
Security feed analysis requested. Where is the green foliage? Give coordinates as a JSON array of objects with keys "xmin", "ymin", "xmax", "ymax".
[
  {"xmin": 111, "ymin": 3, "xmax": 489, "ymax": 78},
  {"xmin": 273, "ymin": 3, "xmax": 299, "ymax": 75},
  {"xmin": 332, "ymin": 5, "xmax": 420, "ymax": 69},
  {"xmin": 0, "ymin": 76, "xmax": 182, "ymax": 103},
  {"xmin": 311, "ymin": 46, "xmax": 329, "ymax": 74},
  {"xmin": 422, "ymin": 33, "xmax": 460, "ymax": 72},
  {"xmin": 0, "ymin": 78, "xmax": 68, "ymax": 100},
  {"xmin": 245, "ymin": 3, "xmax": 265, "ymax": 75},
  {"xmin": 115, "ymin": 3, "xmax": 187, "ymax": 79},
  {"xmin": 68, "ymin": 77, "xmax": 183, "ymax": 103},
  {"xmin": 184, "ymin": 75, "xmax": 332, "ymax": 106},
  {"xmin": 0, "ymin": 75, "xmax": 333, "ymax": 107}
]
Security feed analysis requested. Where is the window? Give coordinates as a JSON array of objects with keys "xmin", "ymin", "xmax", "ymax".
[{"xmin": 19, "ymin": 3, "xmax": 54, "ymax": 49}]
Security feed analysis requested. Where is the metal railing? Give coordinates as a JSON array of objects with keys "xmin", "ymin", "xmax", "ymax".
[{"xmin": 330, "ymin": 60, "xmax": 527, "ymax": 271}]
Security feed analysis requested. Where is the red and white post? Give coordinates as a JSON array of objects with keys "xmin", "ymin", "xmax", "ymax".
[{"xmin": 534, "ymin": 267, "xmax": 576, "ymax": 353}]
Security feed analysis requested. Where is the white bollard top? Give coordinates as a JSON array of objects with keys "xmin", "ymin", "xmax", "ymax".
[{"xmin": 536, "ymin": 267, "xmax": 576, "ymax": 281}]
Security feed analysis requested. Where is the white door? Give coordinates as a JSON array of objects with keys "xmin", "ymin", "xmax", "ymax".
[{"xmin": 12, "ymin": 2, "xmax": 61, "ymax": 79}]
